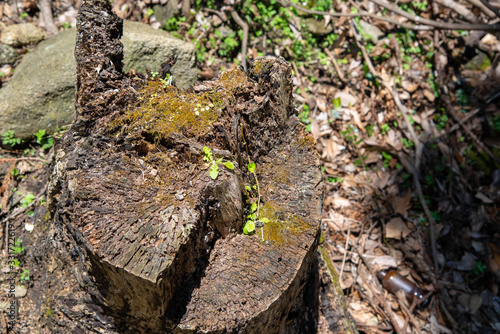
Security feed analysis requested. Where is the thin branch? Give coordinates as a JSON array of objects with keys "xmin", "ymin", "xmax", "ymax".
[
  {"xmin": 466, "ymin": 0, "xmax": 498, "ymax": 19},
  {"xmin": 277, "ymin": 0, "xmax": 500, "ymax": 30},
  {"xmin": 477, "ymin": 0, "xmax": 500, "ymax": 19},
  {"xmin": 228, "ymin": 8, "xmax": 248, "ymax": 70},
  {"xmin": 434, "ymin": 0, "xmax": 479, "ymax": 23},
  {"xmin": 369, "ymin": 0, "xmax": 500, "ymax": 30},
  {"xmin": 37, "ymin": 0, "xmax": 58, "ymax": 35},
  {"xmin": 324, "ymin": 48, "xmax": 347, "ymax": 83},
  {"xmin": 204, "ymin": 8, "xmax": 228, "ymax": 21}
]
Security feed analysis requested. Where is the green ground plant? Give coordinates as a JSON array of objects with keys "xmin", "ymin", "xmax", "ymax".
[
  {"xmin": 202, "ymin": 146, "xmax": 235, "ymax": 179},
  {"xmin": 2, "ymin": 130, "xmax": 23, "ymax": 147}
]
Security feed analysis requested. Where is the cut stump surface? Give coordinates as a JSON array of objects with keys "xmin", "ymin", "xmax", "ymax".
[{"xmin": 46, "ymin": 0, "xmax": 323, "ymax": 332}]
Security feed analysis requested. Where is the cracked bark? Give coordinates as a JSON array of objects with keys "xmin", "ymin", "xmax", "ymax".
[{"xmin": 41, "ymin": 0, "xmax": 323, "ymax": 333}]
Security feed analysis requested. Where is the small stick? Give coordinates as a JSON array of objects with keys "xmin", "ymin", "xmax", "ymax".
[
  {"xmin": 324, "ymin": 48, "xmax": 347, "ymax": 83},
  {"xmin": 229, "ymin": 8, "xmax": 249, "ymax": 70}
]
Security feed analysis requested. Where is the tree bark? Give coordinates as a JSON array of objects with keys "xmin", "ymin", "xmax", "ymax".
[{"xmin": 41, "ymin": 0, "xmax": 323, "ymax": 333}]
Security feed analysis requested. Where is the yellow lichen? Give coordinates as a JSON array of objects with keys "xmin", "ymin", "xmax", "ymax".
[{"xmin": 259, "ymin": 201, "xmax": 312, "ymax": 249}]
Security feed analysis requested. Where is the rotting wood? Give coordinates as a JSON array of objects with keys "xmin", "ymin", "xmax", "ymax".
[{"xmin": 43, "ymin": 0, "xmax": 324, "ymax": 333}]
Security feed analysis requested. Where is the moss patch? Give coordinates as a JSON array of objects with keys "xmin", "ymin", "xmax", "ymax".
[{"xmin": 113, "ymin": 80, "xmax": 222, "ymax": 141}]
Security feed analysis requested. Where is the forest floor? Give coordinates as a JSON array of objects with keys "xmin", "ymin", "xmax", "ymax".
[{"xmin": 2, "ymin": 0, "xmax": 500, "ymax": 333}]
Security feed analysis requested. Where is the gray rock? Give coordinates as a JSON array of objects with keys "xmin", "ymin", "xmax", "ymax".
[
  {"xmin": 303, "ymin": 18, "xmax": 334, "ymax": 36},
  {"xmin": 0, "ymin": 44, "xmax": 17, "ymax": 65},
  {"xmin": 0, "ymin": 23, "xmax": 45, "ymax": 47},
  {"xmin": 152, "ymin": 0, "xmax": 179, "ymax": 28},
  {"xmin": 358, "ymin": 20, "xmax": 385, "ymax": 42},
  {"xmin": 122, "ymin": 21, "xmax": 198, "ymax": 88},
  {"xmin": 0, "ymin": 21, "xmax": 199, "ymax": 140}
]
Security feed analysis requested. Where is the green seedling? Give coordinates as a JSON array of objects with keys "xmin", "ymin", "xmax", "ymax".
[
  {"xmin": 11, "ymin": 238, "xmax": 24, "ymax": 254},
  {"xmin": 202, "ymin": 146, "xmax": 234, "ymax": 180},
  {"xmin": 20, "ymin": 269, "xmax": 30, "ymax": 283},
  {"xmin": 9, "ymin": 259, "xmax": 20, "ymax": 269},
  {"xmin": 2, "ymin": 130, "xmax": 23, "ymax": 147},
  {"xmin": 35, "ymin": 129, "xmax": 54, "ymax": 150},
  {"xmin": 20, "ymin": 193, "xmax": 35, "ymax": 208}
]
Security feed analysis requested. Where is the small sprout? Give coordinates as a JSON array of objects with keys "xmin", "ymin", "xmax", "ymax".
[
  {"xmin": 209, "ymin": 163, "xmax": 219, "ymax": 179},
  {"xmin": 20, "ymin": 194, "xmax": 35, "ymax": 208},
  {"xmin": 223, "ymin": 161, "xmax": 234, "ymax": 170},
  {"xmin": 20, "ymin": 269, "xmax": 30, "ymax": 283},
  {"xmin": 243, "ymin": 220, "xmax": 256, "ymax": 234},
  {"xmin": 203, "ymin": 146, "xmax": 234, "ymax": 180},
  {"xmin": 248, "ymin": 162, "xmax": 256, "ymax": 173}
]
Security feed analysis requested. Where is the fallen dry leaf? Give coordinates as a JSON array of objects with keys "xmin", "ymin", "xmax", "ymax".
[
  {"xmin": 369, "ymin": 255, "xmax": 398, "ymax": 269},
  {"xmin": 391, "ymin": 190, "xmax": 412, "ymax": 215},
  {"xmin": 385, "ymin": 217, "xmax": 412, "ymax": 239},
  {"xmin": 327, "ymin": 197, "xmax": 351, "ymax": 209}
]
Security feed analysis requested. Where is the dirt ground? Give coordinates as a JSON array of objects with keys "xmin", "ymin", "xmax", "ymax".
[{"xmin": 2, "ymin": 0, "xmax": 500, "ymax": 333}]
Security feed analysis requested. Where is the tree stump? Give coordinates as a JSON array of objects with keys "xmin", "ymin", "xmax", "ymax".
[{"xmin": 45, "ymin": 0, "xmax": 323, "ymax": 332}]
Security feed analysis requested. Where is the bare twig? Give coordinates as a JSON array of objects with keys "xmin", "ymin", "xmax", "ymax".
[
  {"xmin": 277, "ymin": 0, "xmax": 500, "ymax": 30},
  {"xmin": 339, "ymin": 218, "xmax": 351, "ymax": 280},
  {"xmin": 1, "ymin": 162, "xmax": 16, "ymax": 214},
  {"xmin": 228, "ymin": 8, "xmax": 248, "ymax": 70},
  {"xmin": 0, "ymin": 157, "xmax": 47, "ymax": 164},
  {"xmin": 396, "ymin": 292, "xmax": 423, "ymax": 334},
  {"xmin": 37, "ymin": 0, "xmax": 58, "ymax": 35},
  {"xmin": 204, "ymin": 8, "xmax": 228, "ymax": 21},
  {"xmin": 434, "ymin": 0, "xmax": 479, "ymax": 23},
  {"xmin": 369, "ymin": 0, "xmax": 500, "ymax": 30},
  {"xmin": 359, "ymin": 272, "xmax": 406, "ymax": 334},
  {"xmin": 324, "ymin": 48, "xmax": 347, "ymax": 83},
  {"xmin": 477, "ymin": 0, "xmax": 500, "ymax": 19},
  {"xmin": 466, "ymin": 0, "xmax": 498, "ymax": 19}
]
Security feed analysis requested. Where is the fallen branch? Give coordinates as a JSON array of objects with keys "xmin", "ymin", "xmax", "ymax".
[
  {"xmin": 434, "ymin": 0, "xmax": 479, "ymax": 23},
  {"xmin": 277, "ymin": 0, "xmax": 500, "ymax": 30},
  {"xmin": 466, "ymin": 0, "xmax": 498, "ymax": 19},
  {"xmin": 349, "ymin": 19, "xmax": 439, "ymax": 273},
  {"xmin": 477, "ymin": 0, "xmax": 500, "ymax": 19}
]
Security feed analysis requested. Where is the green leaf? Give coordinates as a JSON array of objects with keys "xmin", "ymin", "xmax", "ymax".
[
  {"xmin": 223, "ymin": 161, "xmax": 234, "ymax": 170},
  {"xmin": 243, "ymin": 220, "xmax": 256, "ymax": 234},
  {"xmin": 247, "ymin": 162, "xmax": 256, "ymax": 173},
  {"xmin": 333, "ymin": 97, "xmax": 342, "ymax": 110},
  {"xmin": 209, "ymin": 163, "xmax": 219, "ymax": 179},
  {"xmin": 35, "ymin": 129, "xmax": 45, "ymax": 143},
  {"xmin": 260, "ymin": 217, "xmax": 270, "ymax": 223},
  {"xmin": 203, "ymin": 146, "xmax": 213, "ymax": 162},
  {"xmin": 245, "ymin": 185, "xmax": 252, "ymax": 191},
  {"xmin": 20, "ymin": 193, "xmax": 35, "ymax": 208},
  {"xmin": 250, "ymin": 202, "xmax": 257, "ymax": 213}
]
